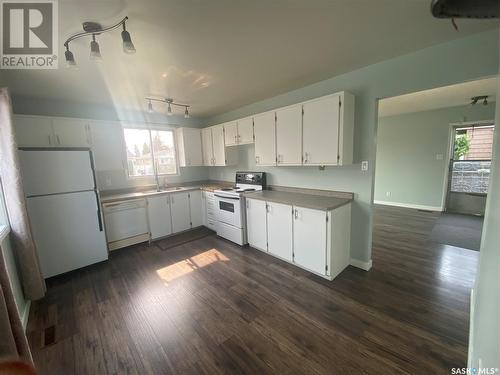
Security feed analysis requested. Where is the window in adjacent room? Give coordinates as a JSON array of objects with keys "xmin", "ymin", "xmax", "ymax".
[{"xmin": 123, "ymin": 128, "xmax": 178, "ymax": 177}]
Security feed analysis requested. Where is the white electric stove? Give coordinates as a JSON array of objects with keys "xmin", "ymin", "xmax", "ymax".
[{"xmin": 214, "ymin": 172, "xmax": 266, "ymax": 245}]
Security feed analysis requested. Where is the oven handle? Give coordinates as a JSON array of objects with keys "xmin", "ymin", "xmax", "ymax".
[{"xmin": 214, "ymin": 194, "xmax": 240, "ymax": 200}]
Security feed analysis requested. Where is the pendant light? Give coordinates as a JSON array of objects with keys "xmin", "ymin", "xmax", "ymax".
[
  {"xmin": 147, "ymin": 100, "xmax": 154, "ymax": 113},
  {"xmin": 64, "ymin": 46, "xmax": 77, "ymax": 68},
  {"xmin": 167, "ymin": 103, "xmax": 173, "ymax": 116},
  {"xmin": 184, "ymin": 107, "xmax": 190, "ymax": 118},
  {"xmin": 121, "ymin": 22, "xmax": 136, "ymax": 54},
  {"xmin": 89, "ymin": 34, "xmax": 102, "ymax": 60}
]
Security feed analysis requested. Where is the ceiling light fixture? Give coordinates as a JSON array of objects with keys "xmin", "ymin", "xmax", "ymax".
[
  {"xmin": 89, "ymin": 34, "xmax": 102, "ymax": 60},
  {"xmin": 63, "ymin": 16, "xmax": 135, "ymax": 67},
  {"xmin": 471, "ymin": 95, "xmax": 489, "ymax": 106},
  {"xmin": 145, "ymin": 97, "xmax": 191, "ymax": 118}
]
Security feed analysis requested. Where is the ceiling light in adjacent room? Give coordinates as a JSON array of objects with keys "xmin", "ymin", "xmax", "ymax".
[
  {"xmin": 184, "ymin": 107, "xmax": 190, "ymax": 119},
  {"xmin": 121, "ymin": 22, "xmax": 136, "ymax": 54}
]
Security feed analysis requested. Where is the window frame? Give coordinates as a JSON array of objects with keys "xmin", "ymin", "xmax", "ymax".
[{"xmin": 122, "ymin": 125, "xmax": 180, "ymax": 179}]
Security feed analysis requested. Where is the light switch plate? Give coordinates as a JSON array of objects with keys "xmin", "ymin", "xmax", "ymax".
[
  {"xmin": 436, "ymin": 154, "xmax": 444, "ymax": 160},
  {"xmin": 361, "ymin": 161, "xmax": 369, "ymax": 171}
]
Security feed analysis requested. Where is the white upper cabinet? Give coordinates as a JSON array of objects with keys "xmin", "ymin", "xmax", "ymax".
[
  {"xmin": 176, "ymin": 127, "xmax": 203, "ymax": 167},
  {"xmin": 201, "ymin": 127, "xmax": 213, "ymax": 166},
  {"xmin": 275, "ymin": 105, "xmax": 302, "ymax": 166},
  {"xmin": 211, "ymin": 125, "xmax": 226, "ymax": 166},
  {"xmin": 202, "ymin": 125, "xmax": 238, "ymax": 167},
  {"xmin": 15, "ymin": 115, "xmax": 93, "ymax": 148},
  {"xmin": 237, "ymin": 117, "xmax": 254, "ymax": 144},
  {"xmin": 89, "ymin": 121, "xmax": 125, "ymax": 171},
  {"xmin": 224, "ymin": 118, "xmax": 253, "ymax": 146},
  {"xmin": 302, "ymin": 94, "xmax": 340, "ymax": 166},
  {"xmin": 266, "ymin": 202, "xmax": 293, "ymax": 262},
  {"xmin": 253, "ymin": 111, "xmax": 276, "ymax": 166},
  {"xmin": 302, "ymin": 92, "xmax": 354, "ymax": 166},
  {"xmin": 52, "ymin": 118, "xmax": 91, "ymax": 147},
  {"xmin": 293, "ymin": 206, "xmax": 328, "ymax": 275},
  {"xmin": 246, "ymin": 198, "xmax": 267, "ymax": 251},
  {"xmin": 147, "ymin": 195, "xmax": 173, "ymax": 240},
  {"xmin": 14, "ymin": 115, "xmax": 53, "ymax": 147},
  {"xmin": 223, "ymin": 121, "xmax": 238, "ymax": 146}
]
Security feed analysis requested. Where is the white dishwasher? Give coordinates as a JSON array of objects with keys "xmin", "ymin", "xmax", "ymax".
[{"xmin": 103, "ymin": 198, "xmax": 150, "ymax": 250}]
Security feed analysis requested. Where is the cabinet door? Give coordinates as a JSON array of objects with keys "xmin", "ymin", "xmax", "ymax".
[
  {"xmin": 147, "ymin": 195, "xmax": 172, "ymax": 239},
  {"xmin": 52, "ymin": 118, "xmax": 91, "ymax": 147},
  {"xmin": 224, "ymin": 122, "xmax": 238, "ymax": 146},
  {"xmin": 89, "ymin": 122, "xmax": 125, "ymax": 171},
  {"xmin": 189, "ymin": 190, "xmax": 203, "ymax": 228},
  {"xmin": 238, "ymin": 117, "xmax": 254, "ymax": 144},
  {"xmin": 170, "ymin": 192, "xmax": 191, "ymax": 233},
  {"xmin": 178, "ymin": 128, "xmax": 203, "ymax": 167},
  {"xmin": 253, "ymin": 112, "xmax": 276, "ymax": 166},
  {"xmin": 14, "ymin": 116, "xmax": 53, "ymax": 147},
  {"xmin": 267, "ymin": 202, "xmax": 293, "ymax": 261},
  {"xmin": 246, "ymin": 198, "xmax": 267, "ymax": 251},
  {"xmin": 302, "ymin": 95, "xmax": 340, "ymax": 165},
  {"xmin": 201, "ymin": 191, "xmax": 208, "ymax": 226},
  {"xmin": 201, "ymin": 127, "xmax": 213, "ymax": 166},
  {"xmin": 211, "ymin": 125, "xmax": 226, "ymax": 166},
  {"xmin": 293, "ymin": 206, "xmax": 327, "ymax": 275},
  {"xmin": 276, "ymin": 105, "xmax": 302, "ymax": 165}
]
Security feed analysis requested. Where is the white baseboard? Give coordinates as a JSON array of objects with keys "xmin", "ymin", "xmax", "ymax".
[
  {"xmin": 350, "ymin": 258, "xmax": 372, "ymax": 271},
  {"xmin": 374, "ymin": 200, "xmax": 443, "ymax": 212},
  {"xmin": 21, "ymin": 300, "xmax": 31, "ymax": 331}
]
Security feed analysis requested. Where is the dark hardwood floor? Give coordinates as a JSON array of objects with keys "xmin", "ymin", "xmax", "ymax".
[{"xmin": 27, "ymin": 206, "xmax": 479, "ymax": 374}]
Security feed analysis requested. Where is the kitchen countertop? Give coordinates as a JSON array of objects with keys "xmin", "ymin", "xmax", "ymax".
[
  {"xmin": 100, "ymin": 184, "xmax": 226, "ymax": 204},
  {"xmin": 243, "ymin": 190, "xmax": 352, "ymax": 211}
]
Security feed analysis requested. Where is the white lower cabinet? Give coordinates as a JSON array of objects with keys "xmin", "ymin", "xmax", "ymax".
[
  {"xmin": 170, "ymin": 192, "xmax": 191, "ymax": 233},
  {"xmin": 147, "ymin": 195, "xmax": 173, "ymax": 240},
  {"xmin": 246, "ymin": 198, "xmax": 267, "ymax": 251},
  {"xmin": 189, "ymin": 190, "xmax": 203, "ymax": 228},
  {"xmin": 204, "ymin": 191, "xmax": 216, "ymax": 230},
  {"xmin": 246, "ymin": 198, "xmax": 351, "ymax": 280},
  {"xmin": 293, "ymin": 206, "xmax": 327, "ymax": 275},
  {"xmin": 267, "ymin": 202, "xmax": 293, "ymax": 262}
]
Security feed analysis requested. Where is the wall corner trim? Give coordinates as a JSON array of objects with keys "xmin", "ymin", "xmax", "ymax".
[
  {"xmin": 21, "ymin": 300, "xmax": 31, "ymax": 331},
  {"xmin": 350, "ymin": 258, "xmax": 372, "ymax": 271},
  {"xmin": 374, "ymin": 200, "xmax": 443, "ymax": 212}
]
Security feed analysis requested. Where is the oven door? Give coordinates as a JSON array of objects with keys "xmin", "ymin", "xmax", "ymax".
[{"xmin": 214, "ymin": 194, "xmax": 242, "ymax": 228}]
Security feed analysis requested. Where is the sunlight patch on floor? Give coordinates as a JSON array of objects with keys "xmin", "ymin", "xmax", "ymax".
[{"xmin": 156, "ymin": 248, "xmax": 229, "ymax": 284}]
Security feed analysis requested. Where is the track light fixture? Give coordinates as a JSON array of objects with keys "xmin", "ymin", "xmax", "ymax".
[
  {"xmin": 471, "ymin": 95, "xmax": 489, "ymax": 106},
  {"xmin": 64, "ymin": 16, "xmax": 135, "ymax": 67},
  {"xmin": 145, "ymin": 97, "xmax": 191, "ymax": 118}
]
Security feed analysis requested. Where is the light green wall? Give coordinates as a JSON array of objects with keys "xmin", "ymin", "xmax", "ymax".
[
  {"xmin": 375, "ymin": 104, "xmax": 495, "ymax": 209},
  {"xmin": 205, "ymin": 29, "xmax": 499, "ymax": 263}
]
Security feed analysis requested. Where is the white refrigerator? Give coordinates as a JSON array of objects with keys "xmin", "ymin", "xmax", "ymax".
[{"xmin": 19, "ymin": 149, "xmax": 108, "ymax": 278}]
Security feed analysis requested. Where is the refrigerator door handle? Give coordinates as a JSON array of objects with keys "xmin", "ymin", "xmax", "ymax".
[{"xmin": 94, "ymin": 190, "xmax": 104, "ymax": 232}]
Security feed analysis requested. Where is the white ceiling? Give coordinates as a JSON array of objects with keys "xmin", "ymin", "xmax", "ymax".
[
  {"xmin": 0, "ymin": 0, "xmax": 498, "ymax": 118},
  {"xmin": 379, "ymin": 76, "xmax": 498, "ymax": 117}
]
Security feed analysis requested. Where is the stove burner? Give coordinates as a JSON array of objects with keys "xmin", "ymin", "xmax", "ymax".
[
  {"xmin": 220, "ymin": 188, "xmax": 234, "ymax": 191},
  {"xmin": 243, "ymin": 188, "xmax": 256, "ymax": 192}
]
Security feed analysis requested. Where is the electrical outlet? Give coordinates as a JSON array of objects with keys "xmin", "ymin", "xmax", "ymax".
[
  {"xmin": 386, "ymin": 191, "xmax": 391, "ymax": 197},
  {"xmin": 436, "ymin": 153, "xmax": 444, "ymax": 160},
  {"xmin": 361, "ymin": 161, "xmax": 368, "ymax": 171}
]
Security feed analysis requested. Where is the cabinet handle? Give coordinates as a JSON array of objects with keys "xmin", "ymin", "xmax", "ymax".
[
  {"xmin": 56, "ymin": 135, "xmax": 61, "ymax": 145},
  {"xmin": 246, "ymin": 200, "xmax": 249, "ymax": 208},
  {"xmin": 255, "ymin": 156, "xmax": 260, "ymax": 164},
  {"xmin": 304, "ymin": 152, "xmax": 309, "ymax": 164},
  {"xmin": 48, "ymin": 135, "xmax": 52, "ymax": 145},
  {"xmin": 234, "ymin": 135, "xmax": 237, "ymax": 143},
  {"xmin": 294, "ymin": 209, "xmax": 299, "ymax": 219},
  {"xmin": 86, "ymin": 124, "xmax": 92, "ymax": 145},
  {"xmin": 266, "ymin": 204, "xmax": 271, "ymax": 213}
]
